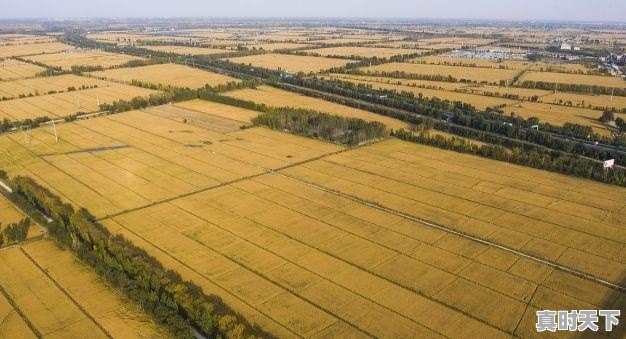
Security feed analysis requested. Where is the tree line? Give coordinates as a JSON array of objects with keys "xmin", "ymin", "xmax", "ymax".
[
  {"xmin": 1, "ymin": 173, "xmax": 269, "ymax": 339},
  {"xmin": 253, "ymin": 108, "xmax": 387, "ymax": 146}
]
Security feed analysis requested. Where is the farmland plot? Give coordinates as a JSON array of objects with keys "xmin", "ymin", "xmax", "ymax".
[
  {"xmin": 0, "ymin": 84, "xmax": 156, "ymax": 121},
  {"xmin": 89, "ymin": 63, "xmax": 240, "ymax": 89},
  {"xmin": 303, "ymin": 46, "xmax": 420, "ymax": 58},
  {"xmin": 141, "ymin": 45, "xmax": 232, "ymax": 56},
  {"xmin": 224, "ymin": 85, "xmax": 411, "ymax": 129},
  {"xmin": 0, "ymin": 194, "xmax": 44, "ymax": 240},
  {"xmin": 0, "ymin": 59, "xmax": 46, "ymax": 81},
  {"xmin": 0, "ymin": 42, "xmax": 74, "ymax": 58},
  {"xmin": 519, "ymin": 71, "xmax": 626, "ymax": 88},
  {"xmin": 362, "ymin": 62, "xmax": 520, "ymax": 83},
  {"xmin": 0, "ymin": 74, "xmax": 112, "ymax": 99},
  {"xmin": 280, "ymin": 138, "xmax": 626, "ymax": 287},
  {"xmin": 226, "ymin": 53, "xmax": 352, "ymax": 73},
  {"xmin": 24, "ymin": 50, "xmax": 143, "ymax": 70},
  {"xmin": 0, "ymin": 109, "xmax": 341, "ymax": 217},
  {"xmin": 99, "ymin": 161, "xmax": 623, "ymax": 338}
]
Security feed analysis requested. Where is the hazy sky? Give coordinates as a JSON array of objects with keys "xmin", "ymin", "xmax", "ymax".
[{"xmin": 1, "ymin": 0, "xmax": 625, "ymax": 22}]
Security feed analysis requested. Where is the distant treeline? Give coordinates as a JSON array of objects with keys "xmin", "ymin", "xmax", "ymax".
[
  {"xmin": 2, "ymin": 173, "xmax": 269, "ymax": 339},
  {"xmin": 519, "ymin": 80, "xmax": 626, "ymax": 97},
  {"xmin": 392, "ymin": 129, "xmax": 626, "ymax": 187},
  {"xmin": 253, "ymin": 109, "xmax": 386, "ymax": 146},
  {"xmin": 0, "ymin": 217, "xmax": 30, "ymax": 247}
]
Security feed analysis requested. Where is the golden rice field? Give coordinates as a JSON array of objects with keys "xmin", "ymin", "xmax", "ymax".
[
  {"xmin": 416, "ymin": 37, "xmax": 497, "ymax": 46},
  {"xmin": 304, "ymin": 46, "xmax": 420, "ymax": 58},
  {"xmin": 519, "ymin": 71, "xmax": 626, "ymax": 88},
  {"xmin": 0, "ymin": 84, "xmax": 156, "ymax": 121},
  {"xmin": 543, "ymin": 91, "xmax": 626, "ymax": 110},
  {"xmin": 528, "ymin": 62, "xmax": 594, "ymax": 73},
  {"xmin": 0, "ymin": 42, "xmax": 74, "ymax": 58},
  {"xmin": 363, "ymin": 62, "xmax": 520, "ymax": 83},
  {"xmin": 413, "ymin": 56, "xmax": 533, "ymax": 70},
  {"xmin": 0, "ymin": 59, "xmax": 46, "ymax": 81},
  {"xmin": 141, "ymin": 45, "xmax": 231, "ymax": 56},
  {"xmin": 0, "ymin": 239, "xmax": 169, "ymax": 338},
  {"xmin": 0, "ymin": 109, "xmax": 341, "ymax": 217},
  {"xmin": 144, "ymin": 99, "xmax": 257, "ymax": 132},
  {"xmin": 224, "ymin": 85, "xmax": 411, "ymax": 129},
  {"xmin": 0, "ymin": 34, "xmax": 56, "ymax": 45},
  {"xmin": 327, "ymin": 75, "xmax": 519, "ymax": 110},
  {"xmin": 503, "ymin": 101, "xmax": 620, "ymax": 134},
  {"xmin": 24, "ymin": 50, "xmax": 144, "ymax": 70},
  {"xmin": 0, "ymin": 74, "xmax": 112, "ymax": 99},
  {"xmin": 93, "ymin": 137, "xmax": 626, "ymax": 338},
  {"xmin": 174, "ymin": 99, "xmax": 259, "ymax": 123},
  {"xmin": 226, "ymin": 53, "xmax": 351, "ymax": 73},
  {"xmin": 89, "ymin": 63, "xmax": 240, "ymax": 89},
  {"xmin": 244, "ymin": 43, "xmax": 313, "ymax": 51}
]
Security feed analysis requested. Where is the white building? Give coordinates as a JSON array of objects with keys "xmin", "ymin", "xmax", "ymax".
[{"xmin": 560, "ymin": 43, "xmax": 572, "ymax": 50}]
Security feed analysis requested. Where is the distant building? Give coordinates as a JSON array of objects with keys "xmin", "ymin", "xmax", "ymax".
[
  {"xmin": 573, "ymin": 46, "xmax": 581, "ymax": 51},
  {"xmin": 560, "ymin": 43, "xmax": 572, "ymax": 50}
]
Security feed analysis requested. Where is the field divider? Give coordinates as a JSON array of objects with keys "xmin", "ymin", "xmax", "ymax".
[
  {"xmin": 271, "ymin": 169, "xmax": 626, "ymax": 292},
  {"xmin": 18, "ymin": 246, "xmax": 114, "ymax": 339}
]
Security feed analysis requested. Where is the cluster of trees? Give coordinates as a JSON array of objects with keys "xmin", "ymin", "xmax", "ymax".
[
  {"xmin": 0, "ymin": 116, "xmax": 51, "ymax": 134},
  {"xmin": 4, "ymin": 175, "xmax": 267, "ymax": 339},
  {"xmin": 392, "ymin": 129, "xmax": 626, "ymax": 186},
  {"xmin": 519, "ymin": 80, "xmax": 626, "ymax": 97},
  {"xmin": 253, "ymin": 108, "xmax": 386, "ymax": 146},
  {"xmin": 0, "ymin": 217, "xmax": 31, "ymax": 246}
]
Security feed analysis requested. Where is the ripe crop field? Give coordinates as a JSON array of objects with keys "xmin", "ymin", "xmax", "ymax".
[
  {"xmin": 281, "ymin": 139, "xmax": 626, "ymax": 285},
  {"xmin": 89, "ymin": 63, "xmax": 240, "ymax": 89},
  {"xmin": 224, "ymin": 85, "xmax": 412, "ymax": 129},
  {"xmin": 0, "ymin": 42, "xmax": 74, "ymax": 58},
  {"xmin": 543, "ymin": 91, "xmax": 626, "ymax": 110},
  {"xmin": 244, "ymin": 43, "xmax": 314, "ymax": 51},
  {"xmin": 173, "ymin": 98, "xmax": 258, "ymax": 122},
  {"xmin": 363, "ymin": 62, "xmax": 520, "ymax": 83},
  {"xmin": 528, "ymin": 63, "xmax": 594, "ymax": 73},
  {"xmin": 0, "ymin": 34, "xmax": 56, "ymax": 45},
  {"xmin": 226, "ymin": 53, "xmax": 352, "ymax": 73},
  {"xmin": 0, "ymin": 59, "xmax": 46, "ymax": 80},
  {"xmin": 519, "ymin": 71, "xmax": 626, "ymax": 88},
  {"xmin": 503, "ymin": 102, "xmax": 618, "ymax": 135},
  {"xmin": 0, "ymin": 74, "xmax": 112, "ymax": 99},
  {"xmin": 413, "ymin": 56, "xmax": 533, "ymax": 70},
  {"xmin": 0, "ymin": 239, "xmax": 169, "ymax": 338},
  {"xmin": 24, "ymin": 50, "xmax": 144, "ymax": 70},
  {"xmin": 328, "ymin": 75, "xmax": 520, "ymax": 110},
  {"xmin": 0, "ymin": 108, "xmax": 341, "ymax": 217},
  {"xmin": 0, "ymin": 84, "xmax": 156, "ymax": 121},
  {"xmin": 141, "ymin": 45, "xmax": 232, "ymax": 56},
  {"xmin": 94, "ymin": 137, "xmax": 625, "ymax": 338},
  {"xmin": 144, "ymin": 99, "xmax": 257, "ymax": 132},
  {"xmin": 303, "ymin": 46, "xmax": 421, "ymax": 58}
]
